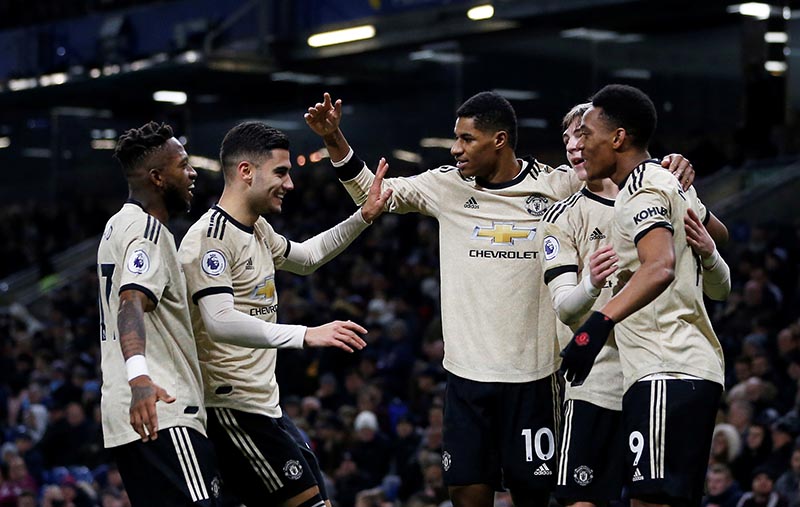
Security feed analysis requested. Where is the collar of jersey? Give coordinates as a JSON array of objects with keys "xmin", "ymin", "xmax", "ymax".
[
  {"xmin": 475, "ymin": 158, "xmax": 532, "ymax": 189},
  {"xmin": 212, "ymin": 204, "xmax": 254, "ymax": 234},
  {"xmin": 125, "ymin": 198, "xmax": 146, "ymax": 211},
  {"xmin": 616, "ymin": 158, "xmax": 660, "ymax": 190},
  {"xmin": 580, "ymin": 187, "xmax": 615, "ymax": 207}
]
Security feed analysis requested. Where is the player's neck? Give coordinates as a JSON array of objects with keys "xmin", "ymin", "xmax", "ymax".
[
  {"xmin": 128, "ymin": 190, "xmax": 169, "ymax": 223},
  {"xmin": 586, "ymin": 178, "xmax": 619, "ymax": 198},
  {"xmin": 610, "ymin": 149, "xmax": 650, "ymax": 186},
  {"xmin": 484, "ymin": 151, "xmax": 522, "ymax": 184},
  {"xmin": 218, "ymin": 190, "xmax": 258, "ymax": 226}
]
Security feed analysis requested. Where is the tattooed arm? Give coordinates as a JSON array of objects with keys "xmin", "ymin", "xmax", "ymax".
[{"xmin": 118, "ymin": 289, "xmax": 175, "ymax": 442}]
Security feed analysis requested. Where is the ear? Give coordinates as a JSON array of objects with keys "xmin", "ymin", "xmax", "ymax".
[
  {"xmin": 612, "ymin": 128, "xmax": 627, "ymax": 150},
  {"xmin": 494, "ymin": 131, "xmax": 508, "ymax": 151},
  {"xmin": 148, "ymin": 167, "xmax": 164, "ymax": 188},
  {"xmin": 237, "ymin": 160, "xmax": 253, "ymax": 183}
]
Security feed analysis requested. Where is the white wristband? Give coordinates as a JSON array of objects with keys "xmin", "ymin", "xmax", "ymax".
[
  {"xmin": 125, "ymin": 355, "xmax": 149, "ymax": 381},
  {"xmin": 331, "ymin": 147, "xmax": 354, "ymax": 167},
  {"xmin": 701, "ymin": 248, "xmax": 720, "ymax": 269}
]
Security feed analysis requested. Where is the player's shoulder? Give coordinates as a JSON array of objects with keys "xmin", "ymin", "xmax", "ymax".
[
  {"xmin": 182, "ymin": 207, "xmax": 217, "ymax": 241},
  {"xmin": 623, "ymin": 159, "xmax": 676, "ymax": 195},
  {"xmin": 112, "ymin": 201, "xmax": 166, "ymax": 245},
  {"xmin": 542, "ymin": 189, "xmax": 584, "ymax": 224},
  {"xmin": 427, "ymin": 164, "xmax": 464, "ymax": 179},
  {"xmin": 254, "ymin": 216, "xmax": 278, "ymax": 236}
]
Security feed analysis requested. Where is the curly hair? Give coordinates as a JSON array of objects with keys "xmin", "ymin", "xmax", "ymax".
[{"xmin": 113, "ymin": 121, "xmax": 174, "ymax": 174}]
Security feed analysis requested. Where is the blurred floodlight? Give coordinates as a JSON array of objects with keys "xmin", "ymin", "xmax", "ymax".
[
  {"xmin": 189, "ymin": 155, "xmax": 220, "ymax": 172},
  {"xmin": 420, "ymin": 138, "xmax": 453, "ymax": 149},
  {"xmin": 153, "ymin": 90, "xmax": 188, "ymax": 105},
  {"xmin": 308, "ymin": 25, "xmax": 376, "ymax": 48},
  {"xmin": 467, "ymin": 5, "xmax": 494, "ymax": 20},
  {"xmin": 765, "ymin": 31, "xmax": 788, "ymax": 43},
  {"xmin": 727, "ymin": 3, "xmax": 771, "ymax": 20}
]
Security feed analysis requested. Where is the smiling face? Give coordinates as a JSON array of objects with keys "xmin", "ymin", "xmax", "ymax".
[
  {"xmin": 157, "ymin": 137, "xmax": 196, "ymax": 214},
  {"xmin": 252, "ymin": 148, "xmax": 293, "ymax": 214},
  {"xmin": 576, "ymin": 106, "xmax": 618, "ymax": 181},
  {"xmin": 450, "ymin": 116, "xmax": 502, "ymax": 180},
  {"xmin": 563, "ymin": 117, "xmax": 587, "ymax": 180}
]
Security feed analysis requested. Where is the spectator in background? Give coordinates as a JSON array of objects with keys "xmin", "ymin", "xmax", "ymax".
[
  {"xmin": 0, "ymin": 456, "xmax": 35, "ymax": 507},
  {"xmin": 729, "ymin": 399, "xmax": 756, "ymax": 436},
  {"xmin": 763, "ymin": 416, "xmax": 799, "ymax": 478},
  {"xmin": 736, "ymin": 467, "xmax": 787, "ymax": 507},
  {"xmin": 391, "ymin": 415, "xmax": 422, "ymax": 500},
  {"xmin": 15, "ymin": 490, "xmax": 36, "ymax": 507},
  {"xmin": 732, "ymin": 422, "xmax": 773, "ymax": 487},
  {"xmin": 713, "ymin": 423, "xmax": 744, "ymax": 466},
  {"xmin": 703, "ymin": 464, "xmax": 743, "ymax": 507},
  {"xmin": 350, "ymin": 411, "xmax": 392, "ymax": 487},
  {"xmin": 774, "ymin": 446, "xmax": 800, "ymax": 507},
  {"xmin": 38, "ymin": 402, "xmax": 99, "ymax": 468},
  {"xmin": 334, "ymin": 453, "xmax": 370, "ymax": 507}
]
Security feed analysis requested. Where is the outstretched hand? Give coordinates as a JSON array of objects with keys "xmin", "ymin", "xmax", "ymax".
[
  {"xmin": 129, "ymin": 376, "xmax": 175, "ymax": 442},
  {"xmin": 304, "ymin": 320, "xmax": 368, "ymax": 352},
  {"xmin": 361, "ymin": 158, "xmax": 394, "ymax": 223},
  {"xmin": 305, "ymin": 92, "xmax": 342, "ymax": 137}
]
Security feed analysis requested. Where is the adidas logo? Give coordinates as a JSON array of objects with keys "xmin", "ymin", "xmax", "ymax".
[
  {"xmin": 245, "ymin": 258, "xmax": 254, "ymax": 270},
  {"xmin": 632, "ymin": 467, "xmax": 644, "ymax": 482},
  {"xmin": 589, "ymin": 227, "xmax": 606, "ymax": 240},
  {"xmin": 464, "ymin": 197, "xmax": 480, "ymax": 209},
  {"xmin": 534, "ymin": 463, "xmax": 552, "ymax": 476}
]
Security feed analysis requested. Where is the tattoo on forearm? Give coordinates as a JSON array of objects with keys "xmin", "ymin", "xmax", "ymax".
[
  {"xmin": 118, "ymin": 297, "xmax": 146, "ymax": 358},
  {"xmin": 323, "ymin": 130, "xmax": 344, "ymax": 148}
]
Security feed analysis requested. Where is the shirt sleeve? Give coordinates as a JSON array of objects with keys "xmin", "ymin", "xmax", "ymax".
[
  {"xmin": 279, "ymin": 209, "xmax": 370, "ymax": 275},
  {"xmin": 179, "ymin": 227, "xmax": 236, "ymax": 305},
  {"xmin": 197, "ymin": 292, "xmax": 306, "ymax": 348},
  {"xmin": 336, "ymin": 152, "xmax": 441, "ymax": 217},
  {"xmin": 619, "ymin": 174, "xmax": 675, "ymax": 246},
  {"xmin": 547, "ymin": 164, "xmax": 584, "ymax": 198},
  {"xmin": 118, "ymin": 219, "xmax": 168, "ymax": 307},
  {"xmin": 541, "ymin": 220, "xmax": 596, "ymax": 326},
  {"xmin": 701, "ymin": 249, "xmax": 732, "ymax": 301}
]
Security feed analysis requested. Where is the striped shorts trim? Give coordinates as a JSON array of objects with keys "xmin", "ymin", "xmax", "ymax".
[
  {"xmin": 169, "ymin": 427, "xmax": 210, "ymax": 502},
  {"xmin": 212, "ymin": 407, "xmax": 284, "ymax": 492}
]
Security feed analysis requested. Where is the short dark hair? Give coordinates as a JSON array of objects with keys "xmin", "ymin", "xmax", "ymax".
[
  {"xmin": 113, "ymin": 121, "xmax": 174, "ymax": 174},
  {"xmin": 456, "ymin": 91, "xmax": 518, "ymax": 150},
  {"xmin": 591, "ymin": 84, "xmax": 656, "ymax": 149},
  {"xmin": 220, "ymin": 121, "xmax": 290, "ymax": 175}
]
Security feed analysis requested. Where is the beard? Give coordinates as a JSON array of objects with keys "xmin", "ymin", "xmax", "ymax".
[{"xmin": 164, "ymin": 184, "xmax": 190, "ymax": 216}]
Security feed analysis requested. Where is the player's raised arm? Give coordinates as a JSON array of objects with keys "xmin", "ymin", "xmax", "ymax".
[
  {"xmin": 278, "ymin": 158, "xmax": 392, "ymax": 276},
  {"xmin": 305, "ymin": 92, "xmax": 351, "ymax": 162},
  {"xmin": 117, "ymin": 289, "xmax": 175, "ymax": 442}
]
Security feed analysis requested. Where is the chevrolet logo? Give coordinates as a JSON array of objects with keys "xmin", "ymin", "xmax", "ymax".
[
  {"xmin": 471, "ymin": 222, "xmax": 535, "ymax": 245},
  {"xmin": 251, "ymin": 276, "xmax": 275, "ymax": 301}
]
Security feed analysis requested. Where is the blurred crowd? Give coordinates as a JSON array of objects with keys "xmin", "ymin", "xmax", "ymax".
[{"xmin": 0, "ymin": 166, "xmax": 799, "ymax": 507}]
